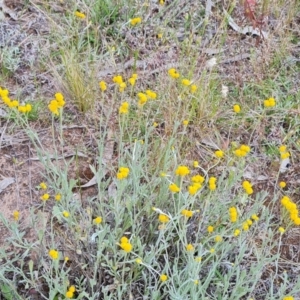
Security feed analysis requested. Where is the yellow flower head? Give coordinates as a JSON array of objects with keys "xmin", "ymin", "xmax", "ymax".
[
  {"xmin": 264, "ymin": 97, "xmax": 276, "ymax": 107},
  {"xmin": 181, "ymin": 209, "xmax": 193, "ymax": 218},
  {"xmin": 169, "ymin": 183, "xmax": 180, "ymax": 193},
  {"xmin": 39, "ymin": 182, "xmax": 47, "ymax": 190},
  {"xmin": 120, "ymin": 237, "xmax": 133, "ymax": 253},
  {"xmin": 278, "ymin": 227, "xmax": 285, "ymax": 234},
  {"xmin": 233, "ymin": 104, "xmax": 241, "ymax": 113},
  {"xmin": 160, "ymin": 274, "xmax": 168, "ymax": 282},
  {"xmin": 55, "ymin": 194, "xmax": 61, "ymax": 201},
  {"xmin": 63, "ymin": 211, "xmax": 70, "ymax": 218},
  {"xmin": 186, "ymin": 244, "xmax": 194, "ymax": 251},
  {"xmin": 175, "ymin": 165, "xmax": 190, "ymax": 176},
  {"xmin": 145, "ymin": 89, "xmax": 157, "ymax": 99},
  {"xmin": 119, "ymin": 102, "xmax": 129, "ymax": 114},
  {"xmin": 13, "ymin": 210, "xmax": 20, "ymax": 221},
  {"xmin": 279, "ymin": 181, "xmax": 286, "ymax": 188},
  {"xmin": 229, "ymin": 207, "xmax": 238, "ymax": 222},
  {"xmin": 68, "ymin": 286, "xmax": 76, "ymax": 293},
  {"xmin": 48, "ymin": 100, "xmax": 60, "ymax": 115},
  {"xmin": 99, "ymin": 81, "xmax": 107, "ymax": 91},
  {"xmin": 49, "ymin": 249, "xmax": 59, "ymax": 260},
  {"xmin": 234, "ymin": 229, "xmax": 240, "ymax": 236},
  {"xmin": 182, "ymin": 120, "xmax": 189, "ymax": 126},
  {"xmin": 207, "ymin": 225, "xmax": 214, "ymax": 233},
  {"xmin": 93, "ymin": 216, "xmax": 102, "ymax": 224},
  {"xmin": 41, "ymin": 193, "xmax": 50, "ymax": 201},
  {"xmin": 182, "ymin": 79, "xmax": 191, "ymax": 86},
  {"xmin": 117, "ymin": 167, "xmax": 130, "ymax": 179},
  {"xmin": 190, "ymin": 84, "xmax": 197, "ymax": 93},
  {"xmin": 192, "ymin": 175, "xmax": 205, "ymax": 183},
  {"xmin": 215, "ymin": 235, "xmax": 222, "ymax": 242},
  {"xmin": 215, "ymin": 150, "xmax": 224, "ymax": 158},
  {"xmin": 168, "ymin": 68, "xmax": 180, "ymax": 79},
  {"xmin": 137, "ymin": 92, "xmax": 148, "ymax": 106},
  {"xmin": 130, "ymin": 17, "xmax": 142, "ymax": 26},
  {"xmin": 113, "ymin": 75, "xmax": 123, "ymax": 85},
  {"xmin": 65, "ymin": 290, "xmax": 74, "ymax": 298},
  {"xmin": 158, "ymin": 214, "xmax": 169, "ymax": 223},
  {"xmin": 75, "ymin": 11, "xmax": 86, "ymax": 19}
]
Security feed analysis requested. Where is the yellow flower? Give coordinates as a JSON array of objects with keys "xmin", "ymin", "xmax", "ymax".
[
  {"xmin": 117, "ymin": 167, "xmax": 130, "ymax": 179},
  {"xmin": 130, "ymin": 17, "xmax": 142, "ymax": 26},
  {"xmin": 251, "ymin": 214, "xmax": 259, "ymax": 221},
  {"xmin": 63, "ymin": 211, "xmax": 70, "ymax": 218},
  {"xmin": 175, "ymin": 165, "xmax": 190, "ymax": 176},
  {"xmin": 68, "ymin": 286, "xmax": 76, "ymax": 293},
  {"xmin": 264, "ymin": 97, "xmax": 276, "ymax": 107},
  {"xmin": 119, "ymin": 102, "xmax": 129, "ymax": 114},
  {"xmin": 234, "ymin": 144, "xmax": 250, "ymax": 157},
  {"xmin": 55, "ymin": 194, "xmax": 61, "ymax": 201},
  {"xmin": 229, "ymin": 207, "xmax": 238, "ymax": 222},
  {"xmin": 191, "ymin": 175, "xmax": 205, "ymax": 183},
  {"xmin": 41, "ymin": 193, "xmax": 50, "ymax": 201},
  {"xmin": 48, "ymin": 100, "xmax": 59, "ymax": 115},
  {"xmin": 233, "ymin": 104, "xmax": 241, "ymax": 113},
  {"xmin": 99, "ymin": 81, "xmax": 107, "ymax": 91},
  {"xmin": 181, "ymin": 209, "xmax": 193, "ymax": 218},
  {"xmin": 169, "ymin": 183, "xmax": 180, "ymax": 193},
  {"xmin": 145, "ymin": 89, "xmax": 157, "ymax": 99},
  {"xmin": 120, "ymin": 236, "xmax": 132, "ymax": 252},
  {"xmin": 128, "ymin": 77, "xmax": 136, "ymax": 86},
  {"xmin": 131, "ymin": 73, "xmax": 138, "ymax": 79},
  {"xmin": 65, "ymin": 290, "xmax": 74, "ymax": 298},
  {"xmin": 39, "ymin": 182, "xmax": 47, "ymax": 190},
  {"xmin": 193, "ymin": 161, "xmax": 199, "ymax": 167},
  {"xmin": 195, "ymin": 256, "xmax": 202, "ymax": 262},
  {"xmin": 160, "ymin": 172, "xmax": 167, "ymax": 177},
  {"xmin": 210, "ymin": 248, "xmax": 215, "ymax": 254},
  {"xmin": 281, "ymin": 152, "xmax": 290, "ymax": 159},
  {"xmin": 188, "ymin": 183, "xmax": 201, "ymax": 195},
  {"xmin": 64, "ymin": 256, "xmax": 69, "ymax": 262},
  {"xmin": 13, "ymin": 210, "xmax": 20, "ymax": 221},
  {"xmin": 215, "ymin": 150, "xmax": 224, "ymax": 158},
  {"xmin": 158, "ymin": 214, "xmax": 169, "ymax": 223},
  {"xmin": 159, "ymin": 0, "xmax": 165, "ymax": 5},
  {"xmin": 242, "ymin": 181, "xmax": 253, "ymax": 195},
  {"xmin": 160, "ymin": 274, "xmax": 168, "ymax": 282},
  {"xmin": 153, "ymin": 122, "xmax": 158, "ymax": 127},
  {"xmin": 207, "ymin": 225, "xmax": 214, "ymax": 233},
  {"xmin": 279, "ymin": 145, "xmax": 287, "ymax": 153},
  {"xmin": 49, "ymin": 249, "xmax": 59, "ymax": 260},
  {"xmin": 182, "ymin": 120, "xmax": 189, "ymax": 126},
  {"xmin": 283, "ymin": 296, "xmax": 294, "ymax": 300},
  {"xmin": 119, "ymin": 82, "xmax": 126, "ymax": 92},
  {"xmin": 215, "ymin": 235, "xmax": 222, "ymax": 242},
  {"xmin": 157, "ymin": 33, "xmax": 163, "ymax": 38},
  {"xmin": 182, "ymin": 79, "xmax": 191, "ymax": 86},
  {"xmin": 234, "ymin": 229, "xmax": 240, "ymax": 236},
  {"xmin": 168, "ymin": 68, "xmax": 180, "ymax": 79},
  {"xmin": 75, "ymin": 11, "xmax": 86, "ymax": 19},
  {"xmin": 186, "ymin": 244, "xmax": 194, "ymax": 251},
  {"xmin": 137, "ymin": 92, "xmax": 148, "ymax": 106},
  {"xmin": 135, "ymin": 258, "xmax": 142, "ymax": 264},
  {"xmin": 93, "ymin": 216, "xmax": 102, "ymax": 224},
  {"xmin": 113, "ymin": 75, "xmax": 123, "ymax": 84},
  {"xmin": 279, "ymin": 181, "xmax": 286, "ymax": 188},
  {"xmin": 208, "ymin": 176, "xmax": 217, "ymax": 191},
  {"xmin": 190, "ymin": 84, "xmax": 197, "ymax": 93},
  {"xmin": 242, "ymin": 222, "xmax": 249, "ymax": 231},
  {"xmin": 278, "ymin": 227, "xmax": 285, "ymax": 234}
]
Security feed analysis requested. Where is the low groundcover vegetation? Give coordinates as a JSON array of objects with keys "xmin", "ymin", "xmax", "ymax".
[{"xmin": 0, "ymin": 0, "xmax": 300, "ymax": 299}]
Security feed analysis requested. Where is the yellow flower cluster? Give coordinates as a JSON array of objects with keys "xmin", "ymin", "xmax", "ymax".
[
  {"xmin": 117, "ymin": 167, "xmax": 130, "ymax": 179},
  {"xmin": 0, "ymin": 87, "xmax": 32, "ymax": 113},
  {"xmin": 137, "ymin": 89, "xmax": 157, "ymax": 106},
  {"xmin": 168, "ymin": 68, "xmax": 180, "ymax": 79},
  {"xmin": 279, "ymin": 181, "xmax": 286, "ymax": 188},
  {"xmin": 186, "ymin": 243, "xmax": 194, "ymax": 251},
  {"xmin": 119, "ymin": 102, "xmax": 129, "ymax": 114},
  {"xmin": 242, "ymin": 180, "xmax": 253, "ymax": 195},
  {"xmin": 41, "ymin": 193, "xmax": 50, "ymax": 201},
  {"xmin": 93, "ymin": 216, "xmax": 102, "ymax": 224},
  {"xmin": 63, "ymin": 211, "xmax": 70, "ymax": 218},
  {"xmin": 207, "ymin": 225, "xmax": 214, "ymax": 233},
  {"xmin": 158, "ymin": 214, "xmax": 169, "ymax": 223},
  {"xmin": 182, "ymin": 79, "xmax": 191, "ymax": 86},
  {"xmin": 99, "ymin": 80, "xmax": 107, "ymax": 91},
  {"xmin": 130, "ymin": 17, "xmax": 142, "ymax": 26},
  {"xmin": 188, "ymin": 175, "xmax": 205, "ymax": 195},
  {"xmin": 208, "ymin": 177, "xmax": 217, "ymax": 191},
  {"xmin": 145, "ymin": 89, "xmax": 157, "ymax": 99},
  {"xmin": 48, "ymin": 93, "xmax": 65, "ymax": 115},
  {"xmin": 283, "ymin": 296, "xmax": 294, "ymax": 300},
  {"xmin": 233, "ymin": 104, "xmax": 241, "ymax": 113},
  {"xmin": 119, "ymin": 236, "xmax": 132, "ymax": 252},
  {"xmin": 281, "ymin": 196, "xmax": 300, "ymax": 225},
  {"xmin": 264, "ymin": 97, "xmax": 276, "ymax": 107},
  {"xmin": 181, "ymin": 209, "xmax": 193, "ymax": 218},
  {"xmin": 242, "ymin": 219, "xmax": 253, "ymax": 231},
  {"xmin": 251, "ymin": 214, "xmax": 259, "ymax": 221},
  {"xmin": 66, "ymin": 285, "xmax": 76, "ymax": 299},
  {"xmin": 279, "ymin": 145, "xmax": 290, "ymax": 159},
  {"xmin": 128, "ymin": 73, "xmax": 138, "ymax": 86},
  {"xmin": 49, "ymin": 249, "xmax": 59, "ymax": 260},
  {"xmin": 40, "ymin": 182, "xmax": 47, "ymax": 190},
  {"xmin": 234, "ymin": 229, "xmax": 240, "ymax": 236},
  {"xmin": 75, "ymin": 11, "xmax": 86, "ymax": 19},
  {"xmin": 175, "ymin": 165, "xmax": 190, "ymax": 176},
  {"xmin": 113, "ymin": 75, "xmax": 126, "ymax": 92},
  {"xmin": 13, "ymin": 210, "xmax": 20, "ymax": 221},
  {"xmin": 215, "ymin": 150, "xmax": 224, "ymax": 158},
  {"xmin": 229, "ymin": 207, "xmax": 238, "ymax": 222},
  {"xmin": 160, "ymin": 274, "xmax": 168, "ymax": 282},
  {"xmin": 215, "ymin": 235, "xmax": 222, "ymax": 242},
  {"xmin": 169, "ymin": 183, "xmax": 180, "ymax": 193},
  {"xmin": 234, "ymin": 144, "xmax": 251, "ymax": 157}
]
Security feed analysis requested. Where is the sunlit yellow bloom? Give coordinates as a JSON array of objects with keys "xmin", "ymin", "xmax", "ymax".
[
  {"xmin": 233, "ymin": 104, "xmax": 241, "ymax": 113},
  {"xmin": 13, "ymin": 210, "xmax": 19, "ymax": 221},
  {"xmin": 168, "ymin": 68, "xmax": 180, "ymax": 79},
  {"xmin": 193, "ymin": 161, "xmax": 199, "ymax": 167},
  {"xmin": 160, "ymin": 274, "xmax": 168, "ymax": 282},
  {"xmin": 181, "ymin": 209, "xmax": 193, "ymax": 218},
  {"xmin": 49, "ymin": 249, "xmax": 59, "ymax": 260},
  {"xmin": 113, "ymin": 75, "xmax": 123, "ymax": 84},
  {"xmin": 75, "ymin": 11, "xmax": 86, "ymax": 19},
  {"xmin": 117, "ymin": 167, "xmax": 130, "ymax": 179},
  {"xmin": 158, "ymin": 214, "xmax": 169, "ymax": 223},
  {"xmin": 264, "ymin": 97, "xmax": 276, "ymax": 107},
  {"xmin": 120, "ymin": 236, "xmax": 132, "ymax": 252},
  {"xmin": 41, "ymin": 193, "xmax": 49, "ymax": 201},
  {"xmin": 55, "ymin": 194, "xmax": 61, "ymax": 201},
  {"xmin": 99, "ymin": 81, "xmax": 107, "ymax": 91},
  {"xmin": 207, "ymin": 225, "xmax": 214, "ymax": 233},
  {"xmin": 137, "ymin": 92, "xmax": 148, "ymax": 106},
  {"xmin": 130, "ymin": 17, "xmax": 142, "ymax": 26},
  {"xmin": 186, "ymin": 244, "xmax": 194, "ymax": 251},
  {"xmin": 215, "ymin": 150, "xmax": 224, "ymax": 158},
  {"xmin": 279, "ymin": 181, "xmax": 286, "ymax": 188},
  {"xmin": 119, "ymin": 102, "xmax": 129, "ymax": 114},
  {"xmin": 169, "ymin": 183, "xmax": 180, "ymax": 193},
  {"xmin": 191, "ymin": 175, "xmax": 205, "ymax": 183},
  {"xmin": 234, "ymin": 229, "xmax": 240, "ymax": 236},
  {"xmin": 119, "ymin": 82, "xmax": 126, "ymax": 92},
  {"xmin": 215, "ymin": 235, "xmax": 222, "ymax": 242},
  {"xmin": 210, "ymin": 248, "xmax": 215, "ymax": 254},
  {"xmin": 182, "ymin": 120, "xmax": 189, "ymax": 126},
  {"xmin": 145, "ymin": 89, "xmax": 157, "ymax": 99},
  {"xmin": 182, "ymin": 79, "xmax": 191, "ymax": 86},
  {"xmin": 190, "ymin": 84, "xmax": 197, "ymax": 93},
  {"xmin": 93, "ymin": 216, "xmax": 102, "ymax": 224},
  {"xmin": 135, "ymin": 258, "xmax": 142, "ymax": 264},
  {"xmin": 39, "ymin": 182, "xmax": 47, "ymax": 190},
  {"xmin": 175, "ymin": 165, "xmax": 190, "ymax": 176},
  {"xmin": 48, "ymin": 100, "xmax": 59, "ymax": 115},
  {"xmin": 278, "ymin": 227, "xmax": 285, "ymax": 234},
  {"xmin": 63, "ymin": 211, "xmax": 70, "ymax": 218},
  {"xmin": 66, "ymin": 290, "xmax": 74, "ymax": 298},
  {"xmin": 128, "ymin": 77, "xmax": 136, "ymax": 86},
  {"xmin": 251, "ymin": 214, "xmax": 259, "ymax": 221}
]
